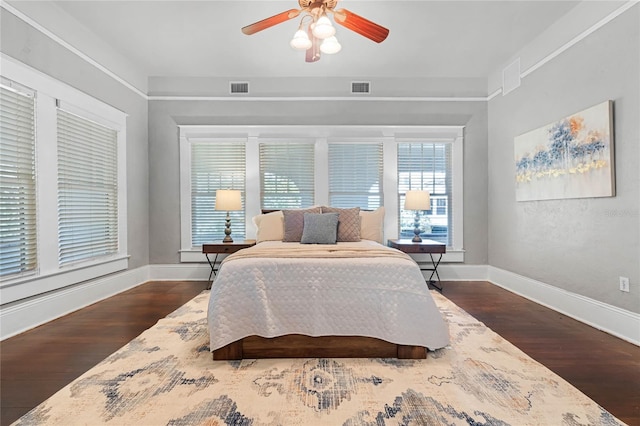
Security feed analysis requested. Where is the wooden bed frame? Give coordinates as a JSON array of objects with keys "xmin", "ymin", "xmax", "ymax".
[{"xmin": 212, "ymin": 334, "xmax": 427, "ymax": 360}]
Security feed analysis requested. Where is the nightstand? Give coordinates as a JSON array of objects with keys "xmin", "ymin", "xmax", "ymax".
[
  {"xmin": 388, "ymin": 238, "xmax": 446, "ymax": 291},
  {"xmin": 202, "ymin": 240, "xmax": 256, "ymax": 289}
]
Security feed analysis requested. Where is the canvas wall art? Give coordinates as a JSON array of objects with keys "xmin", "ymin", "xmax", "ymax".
[{"xmin": 514, "ymin": 100, "xmax": 615, "ymax": 202}]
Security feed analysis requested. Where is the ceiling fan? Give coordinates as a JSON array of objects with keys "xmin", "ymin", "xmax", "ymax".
[{"xmin": 241, "ymin": 0, "xmax": 389, "ymax": 63}]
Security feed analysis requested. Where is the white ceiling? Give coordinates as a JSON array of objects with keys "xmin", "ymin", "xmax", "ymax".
[{"xmin": 48, "ymin": 0, "xmax": 580, "ymax": 80}]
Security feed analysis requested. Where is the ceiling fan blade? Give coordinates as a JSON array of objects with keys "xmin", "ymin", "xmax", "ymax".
[
  {"xmin": 242, "ymin": 9, "xmax": 301, "ymax": 35},
  {"xmin": 332, "ymin": 9, "xmax": 389, "ymax": 43},
  {"xmin": 306, "ymin": 29, "xmax": 321, "ymax": 62}
]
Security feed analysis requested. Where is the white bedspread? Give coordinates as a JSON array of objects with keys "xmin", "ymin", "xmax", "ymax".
[{"xmin": 207, "ymin": 240, "xmax": 450, "ymax": 352}]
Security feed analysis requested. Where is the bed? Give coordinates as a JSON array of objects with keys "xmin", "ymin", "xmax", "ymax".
[{"xmin": 207, "ymin": 207, "xmax": 450, "ymax": 360}]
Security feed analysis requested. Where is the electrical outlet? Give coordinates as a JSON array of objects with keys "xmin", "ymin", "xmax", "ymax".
[{"xmin": 619, "ymin": 276, "xmax": 630, "ymax": 292}]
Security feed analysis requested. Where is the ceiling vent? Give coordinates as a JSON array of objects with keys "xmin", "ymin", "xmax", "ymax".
[
  {"xmin": 230, "ymin": 81, "xmax": 249, "ymax": 94},
  {"xmin": 351, "ymin": 81, "xmax": 370, "ymax": 94}
]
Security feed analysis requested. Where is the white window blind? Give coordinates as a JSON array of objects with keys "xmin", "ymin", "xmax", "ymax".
[
  {"xmin": 0, "ymin": 81, "xmax": 37, "ymax": 278},
  {"xmin": 398, "ymin": 142, "xmax": 452, "ymax": 245},
  {"xmin": 328, "ymin": 142, "xmax": 383, "ymax": 209},
  {"xmin": 259, "ymin": 143, "xmax": 315, "ymax": 209},
  {"xmin": 57, "ymin": 109, "xmax": 118, "ymax": 265},
  {"xmin": 191, "ymin": 142, "xmax": 245, "ymax": 245}
]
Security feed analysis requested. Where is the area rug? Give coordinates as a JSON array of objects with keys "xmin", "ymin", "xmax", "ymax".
[{"xmin": 14, "ymin": 291, "xmax": 624, "ymax": 426}]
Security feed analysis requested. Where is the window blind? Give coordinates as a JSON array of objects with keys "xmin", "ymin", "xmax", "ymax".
[
  {"xmin": 259, "ymin": 143, "xmax": 314, "ymax": 209},
  {"xmin": 0, "ymin": 82, "xmax": 37, "ymax": 277},
  {"xmin": 328, "ymin": 142, "xmax": 383, "ymax": 209},
  {"xmin": 191, "ymin": 142, "xmax": 245, "ymax": 245},
  {"xmin": 398, "ymin": 142, "xmax": 452, "ymax": 245},
  {"xmin": 57, "ymin": 109, "xmax": 118, "ymax": 265}
]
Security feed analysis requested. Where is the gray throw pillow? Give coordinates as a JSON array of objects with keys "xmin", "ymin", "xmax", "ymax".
[{"xmin": 300, "ymin": 213, "xmax": 339, "ymax": 244}]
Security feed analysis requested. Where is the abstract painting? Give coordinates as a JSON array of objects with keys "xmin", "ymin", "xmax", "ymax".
[{"xmin": 514, "ymin": 101, "xmax": 615, "ymax": 201}]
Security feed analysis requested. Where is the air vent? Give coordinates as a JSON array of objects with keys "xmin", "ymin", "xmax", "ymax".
[
  {"xmin": 502, "ymin": 58, "xmax": 521, "ymax": 96},
  {"xmin": 351, "ymin": 81, "xmax": 370, "ymax": 94},
  {"xmin": 230, "ymin": 81, "xmax": 249, "ymax": 94}
]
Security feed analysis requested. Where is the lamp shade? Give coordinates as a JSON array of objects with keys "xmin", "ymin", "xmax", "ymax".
[
  {"xmin": 404, "ymin": 190, "xmax": 431, "ymax": 210},
  {"xmin": 215, "ymin": 189, "xmax": 242, "ymax": 211}
]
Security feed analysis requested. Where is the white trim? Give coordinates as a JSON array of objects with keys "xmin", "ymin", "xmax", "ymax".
[
  {"xmin": 0, "ymin": 55, "xmax": 129, "ymax": 302},
  {"xmin": 438, "ymin": 263, "xmax": 488, "ymax": 281},
  {"xmin": 520, "ymin": 1, "xmax": 638, "ymax": 79},
  {"xmin": 150, "ymin": 96, "xmax": 489, "ymax": 102},
  {"xmin": 4, "ymin": 0, "xmax": 635, "ymax": 102},
  {"xmin": 451, "ymin": 132, "xmax": 464, "ymax": 253},
  {"xmin": 0, "ymin": 265, "xmax": 148, "ymax": 340},
  {"xmin": 0, "ymin": 1, "xmax": 148, "ymax": 100},
  {"xmin": 488, "ymin": 266, "xmax": 640, "ymax": 346},
  {"xmin": 487, "ymin": 89, "xmax": 502, "ymax": 101},
  {"xmin": 4, "ymin": 263, "xmax": 637, "ymax": 348},
  {"xmin": 179, "ymin": 125, "xmax": 465, "ymax": 261},
  {"xmin": 148, "ymin": 263, "xmax": 211, "ymax": 281},
  {"xmin": 1, "ymin": 257, "xmax": 129, "ymax": 305},
  {"xmin": 179, "ymin": 132, "xmax": 193, "ymax": 253},
  {"xmin": 491, "ymin": 1, "xmax": 639, "ymax": 96},
  {"xmin": 0, "ymin": 53, "xmax": 127, "ymax": 119}
]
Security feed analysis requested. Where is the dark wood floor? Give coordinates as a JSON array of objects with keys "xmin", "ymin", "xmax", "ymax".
[{"xmin": 1, "ymin": 280, "xmax": 639, "ymax": 426}]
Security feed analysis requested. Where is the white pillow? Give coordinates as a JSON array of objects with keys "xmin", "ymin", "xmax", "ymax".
[
  {"xmin": 359, "ymin": 206, "xmax": 385, "ymax": 244},
  {"xmin": 252, "ymin": 210, "xmax": 284, "ymax": 243}
]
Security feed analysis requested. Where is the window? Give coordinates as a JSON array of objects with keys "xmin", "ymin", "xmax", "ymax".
[
  {"xmin": 398, "ymin": 142, "xmax": 452, "ymax": 245},
  {"xmin": 0, "ymin": 80, "xmax": 37, "ymax": 278},
  {"xmin": 0, "ymin": 57, "xmax": 128, "ymax": 304},
  {"xmin": 57, "ymin": 109, "xmax": 118, "ymax": 265},
  {"xmin": 179, "ymin": 125, "xmax": 463, "ymax": 262},
  {"xmin": 190, "ymin": 142, "xmax": 245, "ymax": 246},
  {"xmin": 259, "ymin": 142, "xmax": 314, "ymax": 209},
  {"xmin": 328, "ymin": 142, "xmax": 383, "ymax": 209}
]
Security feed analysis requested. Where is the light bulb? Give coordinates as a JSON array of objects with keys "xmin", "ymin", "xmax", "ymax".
[
  {"xmin": 290, "ymin": 29, "xmax": 312, "ymax": 50},
  {"xmin": 312, "ymin": 15, "xmax": 335, "ymax": 39},
  {"xmin": 320, "ymin": 36, "xmax": 341, "ymax": 54}
]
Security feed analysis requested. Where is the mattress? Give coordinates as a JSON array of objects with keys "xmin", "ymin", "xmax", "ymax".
[{"xmin": 207, "ymin": 240, "xmax": 450, "ymax": 352}]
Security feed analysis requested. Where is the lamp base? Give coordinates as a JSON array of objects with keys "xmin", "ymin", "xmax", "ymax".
[
  {"xmin": 223, "ymin": 212, "xmax": 233, "ymax": 243},
  {"xmin": 412, "ymin": 211, "xmax": 422, "ymax": 243}
]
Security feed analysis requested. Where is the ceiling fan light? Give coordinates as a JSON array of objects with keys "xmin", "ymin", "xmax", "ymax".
[
  {"xmin": 320, "ymin": 36, "xmax": 341, "ymax": 54},
  {"xmin": 290, "ymin": 29, "xmax": 312, "ymax": 50},
  {"xmin": 312, "ymin": 15, "xmax": 335, "ymax": 39}
]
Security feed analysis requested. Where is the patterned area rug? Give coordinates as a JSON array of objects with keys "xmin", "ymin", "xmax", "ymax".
[{"xmin": 14, "ymin": 291, "xmax": 624, "ymax": 426}]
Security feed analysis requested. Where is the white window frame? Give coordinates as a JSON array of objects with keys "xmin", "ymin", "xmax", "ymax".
[
  {"xmin": 179, "ymin": 133, "xmax": 247, "ymax": 262},
  {"xmin": 0, "ymin": 54, "xmax": 128, "ymax": 304},
  {"xmin": 179, "ymin": 125, "xmax": 464, "ymax": 262}
]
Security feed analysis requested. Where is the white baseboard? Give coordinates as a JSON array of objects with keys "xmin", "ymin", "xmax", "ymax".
[
  {"xmin": 4, "ymin": 262, "xmax": 637, "ymax": 348},
  {"xmin": 436, "ymin": 264, "xmax": 489, "ymax": 281},
  {"xmin": 488, "ymin": 266, "xmax": 640, "ymax": 346},
  {"xmin": 0, "ymin": 265, "xmax": 150, "ymax": 340},
  {"xmin": 148, "ymin": 263, "xmax": 211, "ymax": 281}
]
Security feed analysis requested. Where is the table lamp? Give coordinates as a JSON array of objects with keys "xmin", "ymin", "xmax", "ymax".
[
  {"xmin": 404, "ymin": 190, "xmax": 431, "ymax": 243},
  {"xmin": 215, "ymin": 189, "xmax": 242, "ymax": 243}
]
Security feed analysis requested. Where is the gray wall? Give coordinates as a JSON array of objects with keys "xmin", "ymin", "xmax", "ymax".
[
  {"xmin": 148, "ymin": 98, "xmax": 489, "ymax": 265},
  {"xmin": 1, "ymin": 10, "xmax": 150, "ymax": 269},
  {"xmin": 488, "ymin": 7, "xmax": 639, "ymax": 312}
]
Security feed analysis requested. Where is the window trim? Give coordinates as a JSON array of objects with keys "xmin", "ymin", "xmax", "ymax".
[
  {"xmin": 0, "ymin": 54, "xmax": 128, "ymax": 304},
  {"xmin": 179, "ymin": 125, "xmax": 464, "ymax": 262},
  {"xmin": 179, "ymin": 134, "xmax": 247, "ymax": 260},
  {"xmin": 396, "ymin": 136, "xmax": 464, "ymax": 260}
]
